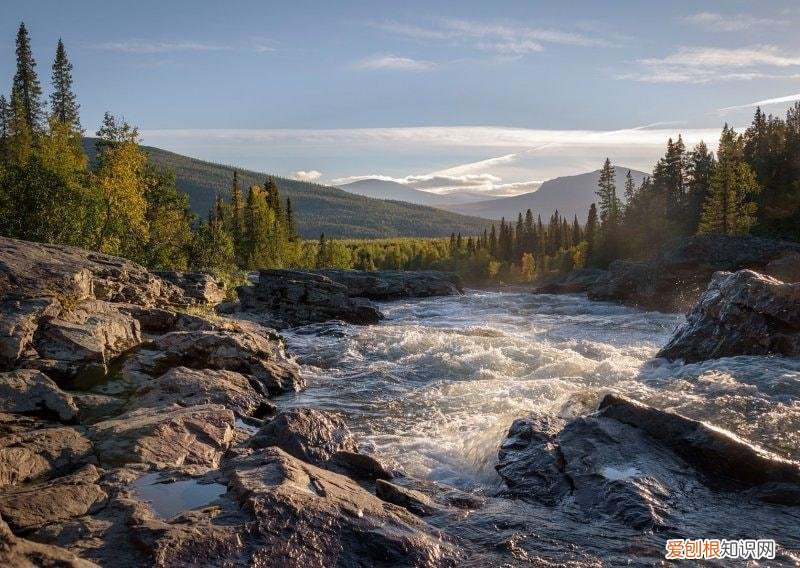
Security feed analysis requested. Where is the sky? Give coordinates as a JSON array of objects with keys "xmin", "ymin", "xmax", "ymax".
[{"xmin": 2, "ymin": 0, "xmax": 800, "ymax": 196}]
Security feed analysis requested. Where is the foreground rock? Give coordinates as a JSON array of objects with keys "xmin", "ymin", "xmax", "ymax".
[
  {"xmin": 658, "ymin": 270, "xmax": 800, "ymax": 362},
  {"xmin": 0, "ymin": 369, "xmax": 78, "ymax": 421},
  {"xmin": 1, "ymin": 513, "xmax": 99, "ymax": 568},
  {"xmin": 89, "ymin": 404, "xmax": 234, "ymax": 470},
  {"xmin": 497, "ymin": 394, "xmax": 800, "ymax": 529},
  {"xmin": 239, "ymin": 270, "xmax": 384, "ymax": 326},
  {"xmin": 586, "ymin": 234, "xmax": 800, "ymax": 312},
  {"xmin": 154, "ymin": 271, "xmax": 226, "ymax": 305}
]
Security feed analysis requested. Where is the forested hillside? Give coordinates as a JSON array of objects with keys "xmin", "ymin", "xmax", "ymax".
[{"xmin": 81, "ymin": 139, "xmax": 491, "ymax": 239}]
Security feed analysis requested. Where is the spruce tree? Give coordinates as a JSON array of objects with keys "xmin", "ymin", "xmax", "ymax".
[
  {"xmin": 585, "ymin": 203, "xmax": 598, "ymax": 262},
  {"xmin": 228, "ymin": 172, "xmax": 245, "ymax": 265},
  {"xmin": 50, "ymin": 39, "xmax": 80, "ymax": 127},
  {"xmin": 0, "ymin": 95, "xmax": 9, "ymax": 161},
  {"xmin": 12, "ymin": 23, "xmax": 44, "ymax": 136},
  {"xmin": 285, "ymin": 197, "xmax": 297, "ymax": 241},
  {"xmin": 596, "ymin": 158, "xmax": 620, "ymax": 226},
  {"xmin": 623, "ymin": 170, "xmax": 636, "ymax": 203}
]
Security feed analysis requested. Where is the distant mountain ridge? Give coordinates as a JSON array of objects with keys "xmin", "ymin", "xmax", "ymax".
[
  {"xmin": 82, "ymin": 139, "xmax": 492, "ymax": 239},
  {"xmin": 337, "ymin": 178, "xmax": 500, "ymax": 206},
  {"xmin": 438, "ymin": 167, "xmax": 648, "ymax": 221}
]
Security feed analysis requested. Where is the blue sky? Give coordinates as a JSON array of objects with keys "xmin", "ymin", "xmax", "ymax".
[{"xmin": 2, "ymin": 0, "xmax": 799, "ymax": 194}]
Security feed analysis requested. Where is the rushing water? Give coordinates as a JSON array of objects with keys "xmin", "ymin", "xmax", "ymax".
[
  {"xmin": 275, "ymin": 291, "xmax": 800, "ymax": 565},
  {"xmin": 279, "ymin": 291, "xmax": 800, "ymax": 484}
]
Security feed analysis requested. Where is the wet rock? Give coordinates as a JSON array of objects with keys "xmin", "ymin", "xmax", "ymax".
[
  {"xmin": 315, "ymin": 269, "xmax": 463, "ymax": 300},
  {"xmin": 89, "ymin": 404, "xmax": 234, "ymax": 470},
  {"xmin": 0, "ymin": 369, "xmax": 78, "ymax": 421},
  {"xmin": 657, "ymin": 270, "xmax": 800, "ymax": 362},
  {"xmin": 0, "ymin": 236, "xmax": 184, "ymax": 307},
  {"xmin": 0, "ymin": 513, "xmax": 99, "ymax": 568},
  {"xmin": 376, "ymin": 479, "xmax": 439, "ymax": 516},
  {"xmin": 0, "ymin": 297, "xmax": 61, "ymax": 370},
  {"xmin": 495, "ymin": 415, "xmax": 572, "ymax": 506},
  {"xmin": 0, "ymin": 425, "xmax": 96, "ymax": 486},
  {"xmin": 333, "ymin": 450, "xmax": 393, "ymax": 480},
  {"xmin": 532, "ymin": 268, "xmax": 607, "ymax": 294},
  {"xmin": 30, "ymin": 300, "xmax": 141, "ymax": 379},
  {"xmin": 129, "ymin": 366, "xmax": 277, "ymax": 418},
  {"xmin": 0, "ymin": 464, "xmax": 107, "ymax": 531},
  {"xmin": 154, "ymin": 270, "xmax": 226, "ymax": 305},
  {"xmin": 249, "ymin": 408, "xmax": 358, "ymax": 466},
  {"xmin": 587, "ymin": 234, "xmax": 800, "ymax": 312},
  {"xmin": 139, "ymin": 329, "xmax": 302, "ymax": 396},
  {"xmin": 225, "ymin": 447, "xmax": 462, "ymax": 566},
  {"xmin": 498, "ymin": 394, "xmax": 800, "ymax": 530},
  {"xmin": 240, "ymin": 270, "xmax": 384, "ymax": 326}
]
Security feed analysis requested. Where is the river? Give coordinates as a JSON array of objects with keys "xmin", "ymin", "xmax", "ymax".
[{"xmin": 275, "ymin": 291, "xmax": 800, "ymax": 565}]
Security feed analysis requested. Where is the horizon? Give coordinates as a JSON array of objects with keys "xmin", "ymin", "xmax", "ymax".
[{"xmin": 2, "ymin": 0, "xmax": 799, "ymax": 197}]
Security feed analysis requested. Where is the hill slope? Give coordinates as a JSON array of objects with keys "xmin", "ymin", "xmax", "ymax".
[
  {"xmin": 439, "ymin": 167, "xmax": 648, "ymax": 221},
  {"xmin": 337, "ymin": 178, "xmax": 492, "ymax": 206},
  {"xmin": 83, "ymin": 139, "xmax": 492, "ymax": 239}
]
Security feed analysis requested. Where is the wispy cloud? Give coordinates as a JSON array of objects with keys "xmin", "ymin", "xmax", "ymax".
[
  {"xmin": 682, "ymin": 12, "xmax": 783, "ymax": 32},
  {"xmin": 719, "ymin": 93, "xmax": 800, "ymax": 112},
  {"xmin": 96, "ymin": 40, "xmax": 277, "ymax": 54},
  {"xmin": 620, "ymin": 45, "xmax": 800, "ymax": 83},
  {"xmin": 293, "ymin": 170, "xmax": 322, "ymax": 182},
  {"xmin": 353, "ymin": 54, "xmax": 436, "ymax": 71},
  {"xmin": 373, "ymin": 18, "xmax": 609, "ymax": 58}
]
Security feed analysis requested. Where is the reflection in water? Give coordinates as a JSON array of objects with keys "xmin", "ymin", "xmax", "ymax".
[{"xmin": 132, "ymin": 473, "xmax": 226, "ymax": 518}]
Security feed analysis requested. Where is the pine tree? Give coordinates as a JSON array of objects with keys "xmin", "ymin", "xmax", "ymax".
[
  {"xmin": 50, "ymin": 39, "xmax": 80, "ymax": 127},
  {"xmin": 228, "ymin": 172, "xmax": 245, "ymax": 265},
  {"xmin": 699, "ymin": 126, "xmax": 760, "ymax": 235},
  {"xmin": 623, "ymin": 170, "xmax": 636, "ymax": 203},
  {"xmin": 596, "ymin": 158, "xmax": 620, "ymax": 226},
  {"xmin": 489, "ymin": 224, "xmax": 497, "ymax": 256},
  {"xmin": 585, "ymin": 203, "xmax": 598, "ymax": 262},
  {"xmin": 285, "ymin": 197, "xmax": 297, "ymax": 241},
  {"xmin": 12, "ymin": 23, "xmax": 44, "ymax": 136},
  {"xmin": 316, "ymin": 233, "xmax": 328, "ymax": 268},
  {"xmin": 0, "ymin": 95, "xmax": 9, "ymax": 162},
  {"xmin": 686, "ymin": 142, "xmax": 715, "ymax": 234}
]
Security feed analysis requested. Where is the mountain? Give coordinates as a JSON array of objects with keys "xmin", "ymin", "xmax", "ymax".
[
  {"xmin": 82, "ymin": 139, "xmax": 492, "ymax": 239},
  {"xmin": 438, "ymin": 167, "xmax": 648, "ymax": 221},
  {"xmin": 337, "ymin": 178, "xmax": 493, "ymax": 206}
]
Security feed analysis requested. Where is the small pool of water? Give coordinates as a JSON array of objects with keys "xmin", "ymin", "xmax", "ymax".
[{"xmin": 131, "ymin": 473, "xmax": 227, "ymax": 518}]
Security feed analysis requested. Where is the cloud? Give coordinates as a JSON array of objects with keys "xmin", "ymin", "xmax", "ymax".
[
  {"xmin": 682, "ymin": 12, "xmax": 783, "ymax": 32},
  {"xmin": 373, "ymin": 18, "xmax": 609, "ymax": 58},
  {"xmin": 293, "ymin": 170, "xmax": 322, "ymax": 182},
  {"xmin": 353, "ymin": 54, "xmax": 436, "ymax": 71},
  {"xmin": 620, "ymin": 45, "xmax": 800, "ymax": 83},
  {"xmin": 96, "ymin": 40, "xmax": 229, "ymax": 54},
  {"xmin": 719, "ymin": 93, "xmax": 800, "ymax": 112}
]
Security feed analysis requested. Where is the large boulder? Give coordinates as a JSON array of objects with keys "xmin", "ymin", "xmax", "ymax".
[
  {"xmin": 0, "ymin": 237, "xmax": 184, "ymax": 307},
  {"xmin": 89, "ymin": 404, "xmax": 234, "ymax": 470},
  {"xmin": 0, "ymin": 369, "xmax": 78, "ymax": 421},
  {"xmin": 224, "ymin": 448, "xmax": 462, "ymax": 567},
  {"xmin": 129, "ymin": 366, "xmax": 277, "ymax": 418},
  {"xmin": 657, "ymin": 270, "xmax": 800, "ymax": 362},
  {"xmin": 315, "ymin": 269, "xmax": 463, "ymax": 300},
  {"xmin": 497, "ymin": 394, "xmax": 800, "ymax": 530},
  {"xmin": 134, "ymin": 329, "xmax": 302, "ymax": 396},
  {"xmin": 0, "ymin": 297, "xmax": 61, "ymax": 369},
  {"xmin": 154, "ymin": 271, "xmax": 226, "ymax": 305},
  {"xmin": 587, "ymin": 234, "xmax": 800, "ymax": 312},
  {"xmin": 240, "ymin": 270, "xmax": 383, "ymax": 326}
]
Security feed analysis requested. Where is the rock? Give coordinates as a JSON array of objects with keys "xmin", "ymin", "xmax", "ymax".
[
  {"xmin": 497, "ymin": 394, "xmax": 800, "ymax": 530},
  {"xmin": 0, "ymin": 297, "xmax": 61, "ymax": 370},
  {"xmin": 70, "ymin": 393, "xmax": 125, "ymax": 423},
  {"xmin": 765, "ymin": 251, "xmax": 800, "ymax": 282},
  {"xmin": 0, "ymin": 236, "xmax": 184, "ymax": 307},
  {"xmin": 657, "ymin": 270, "xmax": 800, "ymax": 362},
  {"xmin": 376, "ymin": 479, "xmax": 439, "ymax": 516},
  {"xmin": 129, "ymin": 366, "xmax": 277, "ymax": 418},
  {"xmin": 137, "ymin": 329, "xmax": 302, "ymax": 396},
  {"xmin": 154, "ymin": 271, "xmax": 226, "ymax": 305},
  {"xmin": 115, "ymin": 304, "xmax": 178, "ymax": 334},
  {"xmin": 495, "ymin": 415, "xmax": 572, "ymax": 506},
  {"xmin": 30, "ymin": 300, "xmax": 141, "ymax": 379},
  {"xmin": 0, "ymin": 425, "xmax": 96, "ymax": 486},
  {"xmin": 315, "ymin": 269, "xmax": 463, "ymax": 300},
  {"xmin": 89, "ymin": 404, "xmax": 234, "ymax": 470},
  {"xmin": 532, "ymin": 268, "xmax": 606, "ymax": 294},
  {"xmin": 598, "ymin": 394, "xmax": 800, "ymax": 489},
  {"xmin": 0, "ymin": 513, "xmax": 100, "ymax": 568},
  {"xmin": 240, "ymin": 270, "xmax": 384, "ymax": 326},
  {"xmin": 0, "ymin": 465, "xmax": 107, "ymax": 531},
  {"xmin": 587, "ymin": 234, "xmax": 800, "ymax": 312},
  {"xmin": 0, "ymin": 369, "xmax": 78, "ymax": 421},
  {"xmin": 224, "ymin": 447, "xmax": 462, "ymax": 567},
  {"xmin": 332, "ymin": 450, "xmax": 393, "ymax": 480},
  {"xmin": 249, "ymin": 408, "xmax": 358, "ymax": 466}
]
